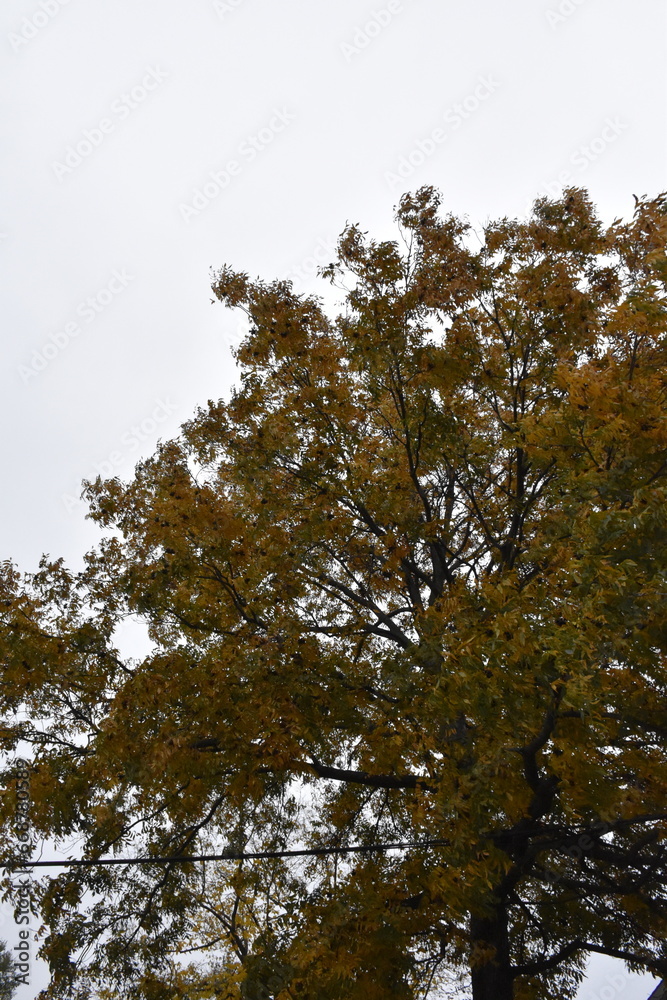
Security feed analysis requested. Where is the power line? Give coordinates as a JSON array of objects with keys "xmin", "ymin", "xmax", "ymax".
[{"xmin": 6, "ymin": 839, "xmax": 450, "ymax": 870}]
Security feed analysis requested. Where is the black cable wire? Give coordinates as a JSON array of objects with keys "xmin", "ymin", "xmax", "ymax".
[{"xmin": 5, "ymin": 838, "xmax": 450, "ymax": 869}]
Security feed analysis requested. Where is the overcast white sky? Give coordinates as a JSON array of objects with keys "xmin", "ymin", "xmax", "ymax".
[{"xmin": 1, "ymin": 0, "xmax": 666, "ymax": 996}]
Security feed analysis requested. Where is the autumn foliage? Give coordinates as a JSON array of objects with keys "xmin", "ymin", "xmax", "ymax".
[{"xmin": 2, "ymin": 187, "xmax": 667, "ymax": 1000}]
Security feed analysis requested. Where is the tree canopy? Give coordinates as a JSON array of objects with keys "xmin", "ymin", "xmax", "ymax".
[
  {"xmin": 0, "ymin": 941, "xmax": 19, "ymax": 1000},
  {"xmin": 1, "ymin": 187, "xmax": 667, "ymax": 1000}
]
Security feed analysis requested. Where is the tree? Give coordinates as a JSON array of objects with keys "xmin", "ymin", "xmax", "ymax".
[
  {"xmin": 0, "ymin": 941, "xmax": 19, "ymax": 1000},
  {"xmin": 1, "ymin": 187, "xmax": 667, "ymax": 1000}
]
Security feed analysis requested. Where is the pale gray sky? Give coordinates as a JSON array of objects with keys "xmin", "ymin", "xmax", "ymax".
[{"xmin": 1, "ymin": 0, "xmax": 666, "ymax": 996}]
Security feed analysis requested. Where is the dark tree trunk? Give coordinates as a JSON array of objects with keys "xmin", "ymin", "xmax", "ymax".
[{"xmin": 470, "ymin": 908, "xmax": 514, "ymax": 1000}]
